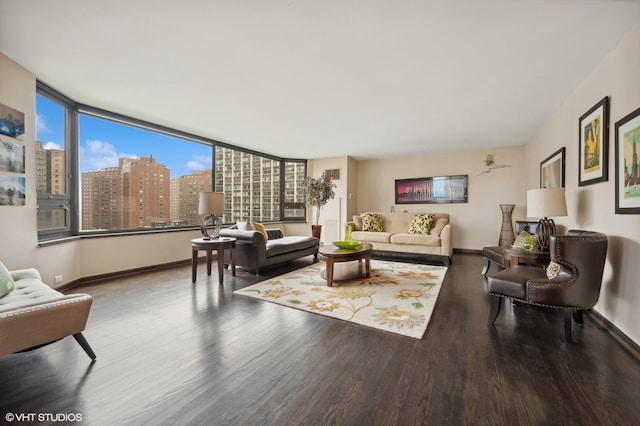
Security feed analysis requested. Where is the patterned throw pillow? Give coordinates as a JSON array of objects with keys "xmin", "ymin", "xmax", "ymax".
[
  {"xmin": 361, "ymin": 213, "xmax": 383, "ymax": 232},
  {"xmin": 0, "ymin": 261, "xmax": 15, "ymax": 298},
  {"xmin": 512, "ymin": 230, "xmax": 537, "ymax": 248},
  {"xmin": 408, "ymin": 213, "xmax": 434, "ymax": 234},
  {"xmin": 250, "ymin": 221, "xmax": 269, "ymax": 240},
  {"xmin": 546, "ymin": 261, "xmax": 561, "ymax": 279}
]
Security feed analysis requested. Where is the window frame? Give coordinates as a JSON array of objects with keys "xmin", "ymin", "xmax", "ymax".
[{"xmin": 36, "ymin": 81, "xmax": 307, "ymax": 241}]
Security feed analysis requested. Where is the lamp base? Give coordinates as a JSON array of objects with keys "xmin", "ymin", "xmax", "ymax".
[
  {"xmin": 201, "ymin": 214, "xmax": 222, "ymax": 240},
  {"xmin": 536, "ymin": 217, "xmax": 556, "ymax": 250}
]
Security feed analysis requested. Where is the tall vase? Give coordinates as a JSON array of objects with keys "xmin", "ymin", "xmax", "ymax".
[
  {"xmin": 498, "ymin": 204, "xmax": 515, "ymax": 247},
  {"xmin": 311, "ymin": 224, "xmax": 322, "ymax": 239}
]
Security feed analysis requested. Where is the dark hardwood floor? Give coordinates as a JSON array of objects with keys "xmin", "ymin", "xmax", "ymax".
[{"xmin": 1, "ymin": 253, "xmax": 639, "ymax": 425}]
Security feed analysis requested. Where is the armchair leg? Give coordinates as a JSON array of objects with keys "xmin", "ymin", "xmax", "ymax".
[
  {"xmin": 572, "ymin": 310, "xmax": 584, "ymax": 326},
  {"xmin": 73, "ymin": 333, "xmax": 96, "ymax": 360},
  {"xmin": 481, "ymin": 257, "xmax": 490, "ymax": 275},
  {"xmin": 560, "ymin": 311, "xmax": 573, "ymax": 343},
  {"xmin": 488, "ymin": 295, "xmax": 502, "ymax": 325}
]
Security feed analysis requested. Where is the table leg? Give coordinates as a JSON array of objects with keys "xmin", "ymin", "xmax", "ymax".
[
  {"xmin": 506, "ymin": 255, "xmax": 517, "ymax": 268},
  {"xmin": 365, "ymin": 254, "xmax": 371, "ymax": 278},
  {"xmin": 217, "ymin": 247, "xmax": 225, "ymax": 284},
  {"xmin": 192, "ymin": 246, "xmax": 198, "ymax": 283},
  {"xmin": 326, "ymin": 259, "xmax": 334, "ymax": 287},
  {"xmin": 230, "ymin": 245, "xmax": 236, "ymax": 276},
  {"xmin": 206, "ymin": 249, "xmax": 212, "ymax": 276}
]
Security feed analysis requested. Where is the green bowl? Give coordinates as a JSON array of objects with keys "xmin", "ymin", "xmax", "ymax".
[{"xmin": 332, "ymin": 240, "xmax": 362, "ymax": 249}]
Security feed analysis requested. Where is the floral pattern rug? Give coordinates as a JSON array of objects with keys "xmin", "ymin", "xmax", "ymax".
[{"xmin": 233, "ymin": 260, "xmax": 448, "ymax": 339}]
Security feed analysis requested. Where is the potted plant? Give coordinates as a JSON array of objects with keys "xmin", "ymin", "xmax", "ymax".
[{"xmin": 301, "ymin": 171, "xmax": 336, "ymax": 238}]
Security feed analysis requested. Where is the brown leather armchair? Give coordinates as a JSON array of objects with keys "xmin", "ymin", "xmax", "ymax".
[{"xmin": 485, "ymin": 230, "xmax": 608, "ymax": 342}]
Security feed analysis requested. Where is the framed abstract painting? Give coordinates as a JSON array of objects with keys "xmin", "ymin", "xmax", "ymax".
[
  {"xmin": 615, "ymin": 106, "xmax": 640, "ymax": 214},
  {"xmin": 578, "ymin": 96, "xmax": 609, "ymax": 186}
]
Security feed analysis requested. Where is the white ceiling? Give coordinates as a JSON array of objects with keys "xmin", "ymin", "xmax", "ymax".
[{"xmin": 2, "ymin": 0, "xmax": 640, "ymax": 160}]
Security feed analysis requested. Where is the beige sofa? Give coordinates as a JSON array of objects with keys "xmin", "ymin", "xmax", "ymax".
[{"xmin": 347, "ymin": 212, "xmax": 453, "ymax": 265}]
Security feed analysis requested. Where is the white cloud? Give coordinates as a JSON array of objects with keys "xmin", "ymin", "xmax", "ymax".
[
  {"xmin": 186, "ymin": 154, "xmax": 212, "ymax": 172},
  {"xmin": 80, "ymin": 139, "xmax": 137, "ymax": 171},
  {"xmin": 35, "ymin": 114, "xmax": 51, "ymax": 140},
  {"xmin": 43, "ymin": 141, "xmax": 62, "ymax": 150}
]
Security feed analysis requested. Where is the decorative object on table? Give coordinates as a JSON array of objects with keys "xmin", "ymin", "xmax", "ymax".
[
  {"xmin": 614, "ymin": 106, "xmax": 640, "ymax": 214},
  {"xmin": 300, "ymin": 171, "xmax": 336, "ymax": 239},
  {"xmin": 332, "ymin": 240, "xmax": 362, "ymax": 250},
  {"xmin": 579, "ymin": 96, "xmax": 609, "ymax": 186},
  {"xmin": 344, "ymin": 224, "xmax": 353, "ymax": 241},
  {"xmin": 522, "ymin": 235, "xmax": 534, "ymax": 252},
  {"xmin": 233, "ymin": 260, "xmax": 448, "ymax": 339},
  {"xmin": 526, "ymin": 187, "xmax": 567, "ymax": 250},
  {"xmin": 0, "ymin": 102, "xmax": 25, "ymax": 140},
  {"xmin": 540, "ymin": 147, "xmax": 565, "ymax": 188},
  {"xmin": 395, "ymin": 175, "xmax": 468, "ymax": 204},
  {"xmin": 477, "ymin": 154, "xmax": 512, "ymax": 175},
  {"xmin": 198, "ymin": 192, "xmax": 225, "ymax": 239},
  {"xmin": 498, "ymin": 204, "xmax": 515, "ymax": 247}
]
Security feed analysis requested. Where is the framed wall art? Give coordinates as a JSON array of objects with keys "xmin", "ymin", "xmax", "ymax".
[
  {"xmin": 395, "ymin": 175, "xmax": 468, "ymax": 204},
  {"xmin": 540, "ymin": 147, "xmax": 565, "ymax": 188},
  {"xmin": 0, "ymin": 175, "xmax": 26, "ymax": 206},
  {"xmin": 0, "ymin": 102, "xmax": 25, "ymax": 141},
  {"xmin": 0, "ymin": 139, "xmax": 25, "ymax": 173},
  {"xmin": 578, "ymin": 96, "xmax": 609, "ymax": 186},
  {"xmin": 614, "ymin": 106, "xmax": 640, "ymax": 214}
]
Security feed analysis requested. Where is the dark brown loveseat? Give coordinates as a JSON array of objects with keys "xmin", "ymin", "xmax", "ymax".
[{"xmin": 219, "ymin": 228, "xmax": 319, "ymax": 275}]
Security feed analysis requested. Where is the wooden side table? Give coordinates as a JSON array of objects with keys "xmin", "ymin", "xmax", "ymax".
[
  {"xmin": 191, "ymin": 237, "xmax": 236, "ymax": 284},
  {"xmin": 503, "ymin": 246, "xmax": 550, "ymax": 268}
]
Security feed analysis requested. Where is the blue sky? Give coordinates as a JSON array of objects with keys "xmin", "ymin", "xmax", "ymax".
[{"xmin": 35, "ymin": 94, "xmax": 212, "ymax": 177}]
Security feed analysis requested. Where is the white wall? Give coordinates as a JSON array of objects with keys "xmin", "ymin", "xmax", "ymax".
[
  {"xmin": 353, "ymin": 145, "xmax": 528, "ymax": 250},
  {"xmin": 525, "ymin": 21, "xmax": 640, "ymax": 344}
]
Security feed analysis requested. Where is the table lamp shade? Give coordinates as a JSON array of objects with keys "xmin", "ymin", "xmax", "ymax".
[
  {"xmin": 526, "ymin": 187, "xmax": 567, "ymax": 250},
  {"xmin": 199, "ymin": 192, "xmax": 225, "ymax": 239},
  {"xmin": 198, "ymin": 192, "xmax": 225, "ymax": 215},
  {"xmin": 527, "ymin": 188, "xmax": 567, "ymax": 218}
]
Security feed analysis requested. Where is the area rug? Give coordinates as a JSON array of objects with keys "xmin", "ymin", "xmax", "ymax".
[{"xmin": 233, "ymin": 260, "xmax": 448, "ymax": 339}]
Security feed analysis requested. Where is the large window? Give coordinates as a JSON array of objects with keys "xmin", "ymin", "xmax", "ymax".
[
  {"xmin": 35, "ymin": 89, "xmax": 73, "ymax": 238},
  {"xmin": 35, "ymin": 82, "xmax": 307, "ymax": 240}
]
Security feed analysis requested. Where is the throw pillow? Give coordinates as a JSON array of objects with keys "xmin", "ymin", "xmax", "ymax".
[
  {"xmin": 512, "ymin": 230, "xmax": 537, "ymax": 248},
  {"xmin": 361, "ymin": 213, "xmax": 383, "ymax": 232},
  {"xmin": 0, "ymin": 261, "xmax": 15, "ymax": 298},
  {"xmin": 408, "ymin": 213, "xmax": 434, "ymax": 234},
  {"xmin": 352, "ymin": 215, "xmax": 363, "ymax": 231},
  {"xmin": 250, "ymin": 221, "xmax": 269, "ymax": 240},
  {"xmin": 236, "ymin": 220, "xmax": 254, "ymax": 231},
  {"xmin": 546, "ymin": 261, "xmax": 561, "ymax": 279}
]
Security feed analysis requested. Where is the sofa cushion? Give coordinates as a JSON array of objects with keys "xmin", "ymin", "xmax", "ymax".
[
  {"xmin": 408, "ymin": 213, "xmax": 434, "ymax": 234},
  {"xmin": 352, "ymin": 231, "xmax": 392, "ymax": 243},
  {"xmin": 237, "ymin": 220, "xmax": 253, "ymax": 231},
  {"xmin": 429, "ymin": 217, "xmax": 447, "ymax": 236},
  {"xmin": 251, "ymin": 221, "xmax": 269, "ymax": 240},
  {"xmin": 391, "ymin": 233, "xmax": 441, "ymax": 247},
  {"xmin": 352, "ymin": 215, "xmax": 363, "ymax": 231},
  {"xmin": 0, "ymin": 262, "xmax": 15, "ymax": 298},
  {"xmin": 265, "ymin": 236, "xmax": 318, "ymax": 257},
  {"xmin": 361, "ymin": 213, "xmax": 383, "ymax": 232}
]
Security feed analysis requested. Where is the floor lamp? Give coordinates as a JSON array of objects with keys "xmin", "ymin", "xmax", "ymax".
[
  {"xmin": 199, "ymin": 192, "xmax": 225, "ymax": 240},
  {"xmin": 526, "ymin": 187, "xmax": 567, "ymax": 250}
]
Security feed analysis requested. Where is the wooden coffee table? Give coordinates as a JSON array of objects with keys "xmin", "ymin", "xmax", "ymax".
[{"xmin": 318, "ymin": 243, "xmax": 372, "ymax": 287}]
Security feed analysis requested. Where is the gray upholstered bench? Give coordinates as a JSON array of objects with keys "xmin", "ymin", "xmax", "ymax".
[{"xmin": 0, "ymin": 268, "xmax": 96, "ymax": 360}]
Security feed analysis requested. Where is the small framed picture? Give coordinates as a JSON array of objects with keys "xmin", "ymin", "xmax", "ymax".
[
  {"xmin": 578, "ymin": 96, "xmax": 609, "ymax": 186},
  {"xmin": 615, "ymin": 106, "xmax": 640, "ymax": 214},
  {"xmin": 540, "ymin": 147, "xmax": 565, "ymax": 188}
]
